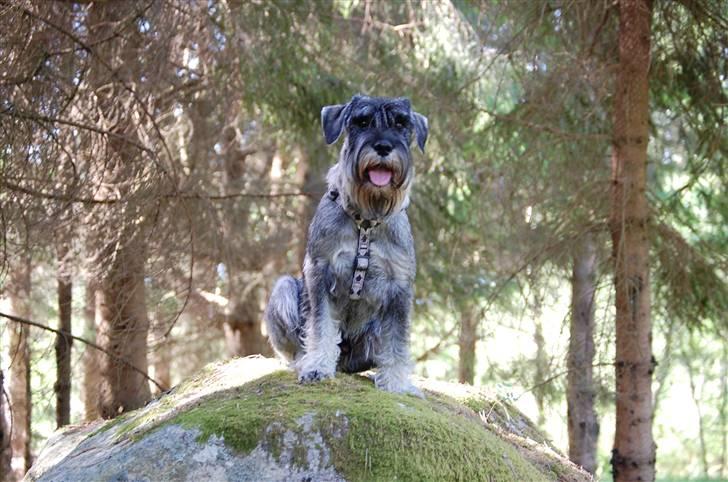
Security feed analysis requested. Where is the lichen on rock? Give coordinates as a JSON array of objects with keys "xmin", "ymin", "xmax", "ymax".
[{"xmin": 26, "ymin": 356, "xmax": 592, "ymax": 482}]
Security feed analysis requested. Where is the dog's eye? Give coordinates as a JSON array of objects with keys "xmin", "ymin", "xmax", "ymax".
[
  {"xmin": 394, "ymin": 115, "xmax": 408, "ymax": 129},
  {"xmin": 353, "ymin": 115, "xmax": 372, "ymax": 129}
]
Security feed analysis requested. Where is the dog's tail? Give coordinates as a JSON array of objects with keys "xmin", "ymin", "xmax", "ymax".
[{"xmin": 264, "ymin": 275, "xmax": 304, "ymax": 362}]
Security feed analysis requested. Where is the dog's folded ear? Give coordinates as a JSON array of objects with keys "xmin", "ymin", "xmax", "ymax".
[
  {"xmin": 412, "ymin": 112, "xmax": 428, "ymax": 153},
  {"xmin": 321, "ymin": 103, "xmax": 349, "ymax": 145}
]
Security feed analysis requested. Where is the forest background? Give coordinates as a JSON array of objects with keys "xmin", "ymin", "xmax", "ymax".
[{"xmin": 0, "ymin": 1, "xmax": 726, "ymax": 481}]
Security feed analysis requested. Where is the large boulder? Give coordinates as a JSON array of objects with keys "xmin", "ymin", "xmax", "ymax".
[{"xmin": 27, "ymin": 357, "xmax": 591, "ymax": 482}]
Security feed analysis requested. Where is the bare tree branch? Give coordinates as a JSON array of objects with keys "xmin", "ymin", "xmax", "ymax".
[
  {"xmin": 0, "ymin": 311, "xmax": 164, "ymax": 392},
  {"xmin": 1, "ymin": 180, "xmax": 312, "ymax": 205}
]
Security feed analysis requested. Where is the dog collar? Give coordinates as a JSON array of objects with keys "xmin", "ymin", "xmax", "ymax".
[
  {"xmin": 328, "ymin": 189, "xmax": 380, "ymax": 300},
  {"xmin": 327, "ymin": 189, "xmax": 383, "ymax": 228}
]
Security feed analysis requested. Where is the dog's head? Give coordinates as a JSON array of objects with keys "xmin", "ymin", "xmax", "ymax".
[{"xmin": 322, "ymin": 94, "xmax": 428, "ymax": 220}]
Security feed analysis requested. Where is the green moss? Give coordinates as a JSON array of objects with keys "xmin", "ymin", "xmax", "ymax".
[
  {"xmin": 115, "ymin": 396, "xmax": 179, "ymax": 439},
  {"xmin": 291, "ymin": 443, "xmax": 310, "ymax": 468},
  {"xmin": 88, "ymin": 360, "xmax": 243, "ymax": 442},
  {"xmin": 88, "ymin": 413, "xmax": 132, "ymax": 438},
  {"xmin": 168, "ymin": 370, "xmax": 551, "ymax": 482},
  {"xmin": 67, "ymin": 359, "xmax": 586, "ymax": 481}
]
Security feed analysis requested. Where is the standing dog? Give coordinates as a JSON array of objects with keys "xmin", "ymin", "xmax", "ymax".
[{"xmin": 264, "ymin": 94, "xmax": 427, "ymax": 396}]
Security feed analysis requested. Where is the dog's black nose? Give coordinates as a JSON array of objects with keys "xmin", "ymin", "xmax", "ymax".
[{"xmin": 373, "ymin": 140, "xmax": 393, "ymax": 157}]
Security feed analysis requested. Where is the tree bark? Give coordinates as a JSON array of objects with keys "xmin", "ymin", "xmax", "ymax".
[
  {"xmin": 223, "ymin": 290, "xmax": 271, "ymax": 357},
  {"xmin": 82, "ymin": 282, "xmax": 99, "ymax": 421},
  {"xmin": 609, "ymin": 1, "xmax": 655, "ymax": 480},
  {"xmin": 294, "ymin": 147, "xmax": 327, "ymax": 269},
  {"xmin": 533, "ymin": 317, "xmax": 547, "ymax": 429},
  {"xmin": 152, "ymin": 348, "xmax": 171, "ymax": 394},
  {"xmin": 219, "ymin": 123, "xmax": 272, "ymax": 358},
  {"xmin": 6, "ymin": 254, "xmax": 32, "ymax": 479},
  {"xmin": 0, "ymin": 369, "xmax": 12, "ymax": 482},
  {"xmin": 55, "ymin": 248, "xmax": 73, "ymax": 428},
  {"xmin": 458, "ymin": 304, "xmax": 477, "ymax": 385},
  {"xmin": 721, "ymin": 343, "xmax": 727, "ymax": 478},
  {"xmin": 95, "ymin": 234, "xmax": 152, "ymax": 418},
  {"xmin": 651, "ymin": 317, "xmax": 676, "ymax": 418},
  {"xmin": 150, "ymin": 314, "xmax": 171, "ymax": 394},
  {"xmin": 567, "ymin": 236, "xmax": 599, "ymax": 475},
  {"xmin": 86, "ymin": 2, "xmax": 152, "ymax": 419},
  {"xmin": 682, "ymin": 335, "xmax": 709, "ymax": 476}
]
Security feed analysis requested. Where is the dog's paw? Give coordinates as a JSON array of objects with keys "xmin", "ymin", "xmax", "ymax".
[
  {"xmin": 295, "ymin": 350, "xmax": 337, "ymax": 384},
  {"xmin": 394, "ymin": 383, "xmax": 425, "ymax": 399},
  {"xmin": 298, "ymin": 369, "xmax": 334, "ymax": 384},
  {"xmin": 375, "ymin": 371, "xmax": 425, "ymax": 398}
]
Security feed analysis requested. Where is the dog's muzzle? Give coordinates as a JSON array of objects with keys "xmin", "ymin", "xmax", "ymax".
[{"xmin": 356, "ymin": 146, "xmax": 409, "ymax": 189}]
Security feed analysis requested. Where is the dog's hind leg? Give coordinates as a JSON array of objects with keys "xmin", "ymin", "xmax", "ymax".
[{"xmin": 264, "ymin": 276, "xmax": 304, "ymax": 362}]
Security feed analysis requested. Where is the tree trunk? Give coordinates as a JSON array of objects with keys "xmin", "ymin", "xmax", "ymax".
[
  {"xmin": 82, "ymin": 282, "xmax": 99, "ymax": 421},
  {"xmin": 55, "ymin": 248, "xmax": 73, "ymax": 428},
  {"xmin": 682, "ymin": 335, "xmax": 709, "ymax": 476},
  {"xmin": 295, "ymin": 157, "xmax": 314, "ymax": 267},
  {"xmin": 150, "ymin": 314, "xmax": 171, "ymax": 394},
  {"xmin": 294, "ymin": 148, "xmax": 328, "ymax": 269},
  {"xmin": 86, "ymin": 2, "xmax": 152, "ymax": 419},
  {"xmin": 721, "ymin": 343, "xmax": 727, "ymax": 478},
  {"xmin": 609, "ymin": 1, "xmax": 655, "ymax": 480},
  {"xmin": 218, "ymin": 122, "xmax": 272, "ymax": 358},
  {"xmin": 651, "ymin": 317, "xmax": 676, "ymax": 418},
  {"xmin": 458, "ymin": 304, "xmax": 477, "ymax": 385},
  {"xmin": 223, "ymin": 290, "xmax": 271, "ymax": 357},
  {"xmin": 567, "ymin": 236, "xmax": 599, "ymax": 475},
  {"xmin": 6, "ymin": 254, "xmax": 32, "ymax": 479},
  {"xmin": 533, "ymin": 317, "xmax": 547, "ymax": 429},
  {"xmin": 95, "ymin": 234, "xmax": 152, "ymax": 418},
  {"xmin": 0, "ymin": 369, "xmax": 12, "ymax": 482},
  {"xmin": 152, "ymin": 347, "xmax": 171, "ymax": 394}
]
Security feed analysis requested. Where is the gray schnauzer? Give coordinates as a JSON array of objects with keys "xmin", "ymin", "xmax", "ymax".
[{"xmin": 264, "ymin": 94, "xmax": 428, "ymax": 396}]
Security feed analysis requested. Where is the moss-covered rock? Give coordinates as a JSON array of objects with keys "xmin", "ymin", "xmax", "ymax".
[{"xmin": 26, "ymin": 356, "xmax": 591, "ymax": 482}]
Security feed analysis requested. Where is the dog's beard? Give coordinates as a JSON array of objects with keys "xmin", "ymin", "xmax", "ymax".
[{"xmin": 335, "ymin": 146, "xmax": 413, "ymax": 220}]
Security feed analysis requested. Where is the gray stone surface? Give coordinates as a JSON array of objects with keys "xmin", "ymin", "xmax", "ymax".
[
  {"xmin": 25, "ymin": 357, "xmax": 591, "ymax": 482},
  {"xmin": 27, "ymin": 420, "xmax": 344, "ymax": 482}
]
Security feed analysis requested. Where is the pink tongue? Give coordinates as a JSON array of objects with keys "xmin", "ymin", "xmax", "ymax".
[{"xmin": 368, "ymin": 169, "xmax": 392, "ymax": 186}]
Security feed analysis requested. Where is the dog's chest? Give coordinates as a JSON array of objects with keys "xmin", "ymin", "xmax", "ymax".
[{"xmin": 329, "ymin": 224, "xmax": 414, "ymax": 323}]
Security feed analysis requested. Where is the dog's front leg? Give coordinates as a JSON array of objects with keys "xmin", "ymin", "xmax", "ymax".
[
  {"xmin": 374, "ymin": 286, "xmax": 423, "ymax": 397},
  {"xmin": 296, "ymin": 260, "xmax": 341, "ymax": 383}
]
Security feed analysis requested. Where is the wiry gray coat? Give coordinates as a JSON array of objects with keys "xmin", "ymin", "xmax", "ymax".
[{"xmin": 264, "ymin": 95, "xmax": 427, "ymax": 396}]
